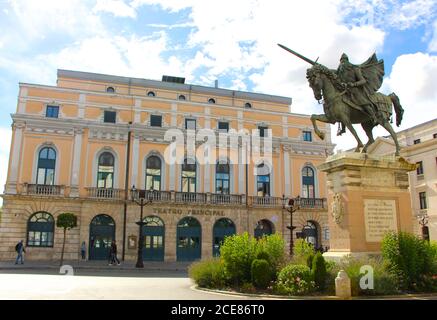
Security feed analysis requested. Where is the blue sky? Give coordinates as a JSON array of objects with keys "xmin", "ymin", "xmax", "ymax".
[{"xmin": 0, "ymin": 0, "xmax": 436, "ymax": 193}]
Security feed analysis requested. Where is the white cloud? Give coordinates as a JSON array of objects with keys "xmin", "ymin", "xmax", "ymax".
[
  {"xmin": 6, "ymin": 0, "xmax": 104, "ymax": 40},
  {"xmin": 93, "ymin": 0, "xmax": 137, "ymax": 18},
  {"xmin": 37, "ymin": 33, "xmax": 185, "ymax": 81},
  {"xmin": 384, "ymin": 52, "xmax": 437, "ymax": 127}
]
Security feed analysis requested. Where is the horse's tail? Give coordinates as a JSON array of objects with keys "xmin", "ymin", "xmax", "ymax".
[{"xmin": 389, "ymin": 92, "xmax": 404, "ymax": 127}]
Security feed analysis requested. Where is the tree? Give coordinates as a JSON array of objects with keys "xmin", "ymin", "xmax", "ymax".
[{"xmin": 56, "ymin": 213, "xmax": 78, "ymax": 266}]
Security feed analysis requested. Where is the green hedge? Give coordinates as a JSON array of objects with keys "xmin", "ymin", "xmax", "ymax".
[
  {"xmin": 382, "ymin": 232, "xmax": 437, "ymax": 291},
  {"xmin": 274, "ymin": 264, "xmax": 315, "ymax": 295},
  {"xmin": 251, "ymin": 259, "xmax": 271, "ymax": 289},
  {"xmin": 188, "ymin": 258, "xmax": 227, "ymax": 289}
]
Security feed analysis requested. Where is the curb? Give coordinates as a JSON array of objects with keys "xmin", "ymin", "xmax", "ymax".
[
  {"xmin": 0, "ymin": 265, "xmax": 189, "ymax": 272},
  {"xmin": 192, "ymin": 286, "xmax": 437, "ymax": 300},
  {"xmin": 191, "ymin": 286, "xmax": 342, "ymax": 300}
]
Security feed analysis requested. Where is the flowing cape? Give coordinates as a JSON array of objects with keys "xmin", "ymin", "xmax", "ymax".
[{"xmin": 358, "ymin": 53, "xmax": 385, "ymax": 94}]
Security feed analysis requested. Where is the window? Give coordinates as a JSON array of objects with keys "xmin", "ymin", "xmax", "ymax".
[
  {"xmin": 104, "ymin": 110, "xmax": 116, "ymax": 123},
  {"xmin": 36, "ymin": 147, "xmax": 56, "ymax": 185},
  {"xmin": 302, "ymin": 166, "xmax": 315, "ymax": 198},
  {"xmin": 147, "ymin": 91, "xmax": 156, "ymax": 97},
  {"xmin": 97, "ymin": 152, "xmax": 114, "ymax": 188},
  {"xmin": 150, "ymin": 115, "xmax": 162, "ymax": 127},
  {"xmin": 178, "ymin": 95, "xmax": 186, "ymax": 101},
  {"xmin": 181, "ymin": 159, "xmax": 196, "ymax": 193},
  {"xmin": 106, "ymin": 87, "xmax": 115, "ymax": 93},
  {"xmin": 245, "ymin": 102, "xmax": 252, "ymax": 109},
  {"xmin": 46, "ymin": 105, "xmax": 59, "ymax": 118},
  {"xmin": 419, "ymin": 192, "xmax": 427, "ymax": 210},
  {"xmin": 414, "ymin": 139, "xmax": 421, "ymax": 144},
  {"xmin": 208, "ymin": 98, "xmax": 216, "ymax": 104},
  {"xmin": 218, "ymin": 121, "xmax": 229, "ymax": 133},
  {"xmin": 185, "ymin": 118, "xmax": 196, "ymax": 130},
  {"xmin": 146, "ymin": 156, "xmax": 161, "ymax": 191},
  {"xmin": 416, "ymin": 161, "xmax": 424, "ymax": 175},
  {"xmin": 27, "ymin": 212, "xmax": 54, "ymax": 247},
  {"xmin": 256, "ymin": 163, "xmax": 270, "ymax": 197},
  {"xmin": 303, "ymin": 131, "xmax": 312, "ymax": 142},
  {"xmin": 216, "ymin": 161, "xmax": 230, "ymax": 194},
  {"xmin": 258, "ymin": 126, "xmax": 269, "ymax": 138}
]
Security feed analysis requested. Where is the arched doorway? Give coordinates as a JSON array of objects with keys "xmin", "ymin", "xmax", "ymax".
[
  {"xmin": 254, "ymin": 219, "xmax": 274, "ymax": 239},
  {"xmin": 89, "ymin": 214, "xmax": 115, "ymax": 260},
  {"xmin": 142, "ymin": 216, "xmax": 165, "ymax": 261},
  {"xmin": 302, "ymin": 221, "xmax": 319, "ymax": 249},
  {"xmin": 177, "ymin": 217, "xmax": 201, "ymax": 261},
  {"xmin": 213, "ymin": 218, "xmax": 236, "ymax": 256}
]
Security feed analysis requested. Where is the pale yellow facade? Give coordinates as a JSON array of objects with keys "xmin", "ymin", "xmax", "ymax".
[{"xmin": 0, "ymin": 70, "xmax": 334, "ymax": 262}]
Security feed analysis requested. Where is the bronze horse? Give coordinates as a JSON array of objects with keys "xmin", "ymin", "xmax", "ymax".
[{"xmin": 306, "ymin": 64, "xmax": 404, "ymax": 156}]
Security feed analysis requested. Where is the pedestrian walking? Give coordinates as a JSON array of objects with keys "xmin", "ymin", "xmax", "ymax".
[
  {"xmin": 109, "ymin": 240, "xmax": 120, "ymax": 266},
  {"xmin": 80, "ymin": 241, "xmax": 86, "ymax": 260},
  {"xmin": 14, "ymin": 240, "xmax": 25, "ymax": 265}
]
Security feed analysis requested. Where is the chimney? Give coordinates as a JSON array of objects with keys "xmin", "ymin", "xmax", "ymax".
[{"xmin": 214, "ymin": 80, "xmax": 218, "ymax": 88}]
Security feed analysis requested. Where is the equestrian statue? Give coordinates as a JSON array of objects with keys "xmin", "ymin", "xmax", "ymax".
[{"xmin": 278, "ymin": 44, "xmax": 404, "ymax": 156}]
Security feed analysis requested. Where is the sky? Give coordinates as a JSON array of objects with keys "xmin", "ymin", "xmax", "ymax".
[{"xmin": 0, "ymin": 0, "xmax": 436, "ymax": 195}]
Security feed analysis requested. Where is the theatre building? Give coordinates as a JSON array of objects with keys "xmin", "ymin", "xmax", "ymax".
[{"xmin": 0, "ymin": 70, "xmax": 334, "ymax": 262}]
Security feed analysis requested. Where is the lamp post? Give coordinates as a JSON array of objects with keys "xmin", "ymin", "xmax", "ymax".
[
  {"xmin": 131, "ymin": 185, "xmax": 154, "ymax": 268},
  {"xmin": 282, "ymin": 195, "xmax": 300, "ymax": 256},
  {"xmin": 418, "ymin": 213, "xmax": 430, "ymax": 242}
]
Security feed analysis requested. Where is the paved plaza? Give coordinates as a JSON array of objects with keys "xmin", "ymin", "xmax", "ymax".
[{"xmin": 0, "ymin": 265, "xmax": 246, "ymax": 300}]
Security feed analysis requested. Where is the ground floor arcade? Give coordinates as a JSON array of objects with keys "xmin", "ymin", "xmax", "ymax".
[{"xmin": 0, "ymin": 196, "xmax": 329, "ymax": 262}]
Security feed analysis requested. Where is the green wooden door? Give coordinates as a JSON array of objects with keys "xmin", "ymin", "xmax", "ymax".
[
  {"xmin": 213, "ymin": 218, "xmax": 236, "ymax": 256},
  {"xmin": 177, "ymin": 217, "xmax": 201, "ymax": 261},
  {"xmin": 142, "ymin": 216, "xmax": 165, "ymax": 261},
  {"xmin": 89, "ymin": 215, "xmax": 115, "ymax": 260}
]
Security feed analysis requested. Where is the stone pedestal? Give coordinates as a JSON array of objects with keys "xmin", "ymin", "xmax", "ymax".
[{"xmin": 318, "ymin": 152, "xmax": 416, "ymax": 261}]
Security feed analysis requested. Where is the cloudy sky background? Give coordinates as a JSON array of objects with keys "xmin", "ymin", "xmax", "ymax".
[{"xmin": 0, "ymin": 0, "xmax": 436, "ymax": 195}]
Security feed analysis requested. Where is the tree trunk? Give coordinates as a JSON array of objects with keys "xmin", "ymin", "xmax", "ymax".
[{"xmin": 60, "ymin": 228, "xmax": 66, "ymax": 266}]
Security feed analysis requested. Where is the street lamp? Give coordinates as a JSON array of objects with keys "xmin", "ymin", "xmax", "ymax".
[
  {"xmin": 418, "ymin": 213, "xmax": 430, "ymax": 242},
  {"xmin": 282, "ymin": 195, "xmax": 300, "ymax": 256},
  {"xmin": 131, "ymin": 185, "xmax": 154, "ymax": 268}
]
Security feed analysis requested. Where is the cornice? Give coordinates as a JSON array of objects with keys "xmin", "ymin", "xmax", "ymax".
[{"xmin": 18, "ymin": 82, "xmax": 312, "ymax": 120}]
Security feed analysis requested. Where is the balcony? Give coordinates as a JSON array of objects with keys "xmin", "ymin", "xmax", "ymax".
[
  {"xmin": 249, "ymin": 196, "xmax": 282, "ymax": 207},
  {"xmin": 210, "ymin": 194, "xmax": 243, "ymax": 205},
  {"xmin": 86, "ymin": 187, "xmax": 125, "ymax": 200},
  {"xmin": 175, "ymin": 192, "xmax": 207, "ymax": 204},
  {"xmin": 297, "ymin": 197, "xmax": 327, "ymax": 210},
  {"xmin": 18, "ymin": 184, "xmax": 327, "ymax": 210},
  {"xmin": 24, "ymin": 184, "xmax": 64, "ymax": 196}
]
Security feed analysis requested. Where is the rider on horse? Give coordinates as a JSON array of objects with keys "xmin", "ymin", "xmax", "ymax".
[{"xmin": 332, "ymin": 53, "xmax": 381, "ymax": 135}]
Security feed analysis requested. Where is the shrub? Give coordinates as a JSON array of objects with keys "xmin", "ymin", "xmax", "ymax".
[
  {"xmin": 307, "ymin": 252, "xmax": 315, "ymax": 269},
  {"xmin": 274, "ymin": 264, "xmax": 315, "ymax": 295},
  {"xmin": 220, "ymin": 232, "xmax": 257, "ymax": 285},
  {"xmin": 312, "ymin": 252, "xmax": 327, "ymax": 291},
  {"xmin": 251, "ymin": 259, "xmax": 272, "ymax": 289},
  {"xmin": 188, "ymin": 258, "xmax": 227, "ymax": 289},
  {"xmin": 293, "ymin": 239, "xmax": 316, "ymax": 266},
  {"xmin": 256, "ymin": 234, "xmax": 286, "ymax": 272},
  {"xmin": 381, "ymin": 232, "xmax": 437, "ymax": 291},
  {"xmin": 339, "ymin": 255, "xmax": 399, "ymax": 296}
]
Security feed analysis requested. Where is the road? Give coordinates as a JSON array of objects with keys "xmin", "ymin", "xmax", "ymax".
[{"xmin": 0, "ymin": 269, "xmax": 247, "ymax": 300}]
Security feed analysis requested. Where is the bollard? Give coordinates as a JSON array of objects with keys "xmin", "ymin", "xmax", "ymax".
[{"xmin": 335, "ymin": 270, "xmax": 351, "ymax": 299}]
